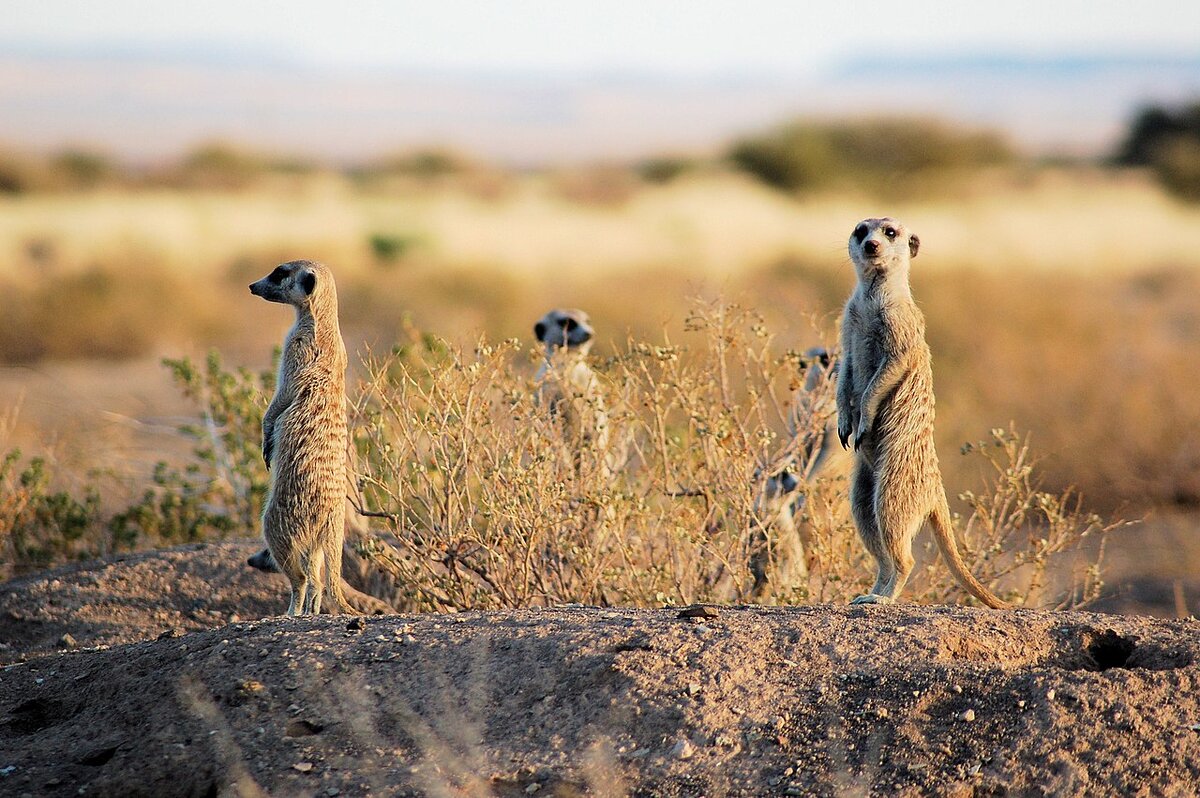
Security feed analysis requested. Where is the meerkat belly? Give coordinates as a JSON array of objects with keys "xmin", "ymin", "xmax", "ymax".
[{"xmin": 269, "ymin": 398, "xmax": 346, "ymax": 506}]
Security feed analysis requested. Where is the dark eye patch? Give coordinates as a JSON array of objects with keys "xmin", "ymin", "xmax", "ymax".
[
  {"xmin": 267, "ymin": 266, "xmax": 289, "ymax": 284},
  {"xmin": 534, "ymin": 322, "xmax": 547, "ymax": 340},
  {"xmin": 852, "ymin": 224, "xmax": 868, "ymax": 242},
  {"xmin": 563, "ymin": 318, "xmax": 579, "ymax": 332}
]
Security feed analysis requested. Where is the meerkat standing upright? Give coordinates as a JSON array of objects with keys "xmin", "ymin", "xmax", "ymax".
[
  {"xmin": 533, "ymin": 308, "xmax": 615, "ymax": 479},
  {"xmin": 750, "ymin": 347, "xmax": 840, "ymax": 599},
  {"xmin": 836, "ymin": 219, "xmax": 1006, "ymax": 608},
  {"xmin": 250, "ymin": 259, "xmax": 357, "ymax": 616}
]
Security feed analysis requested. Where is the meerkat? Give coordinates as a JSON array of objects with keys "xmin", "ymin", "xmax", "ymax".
[
  {"xmin": 533, "ymin": 308, "xmax": 616, "ymax": 479},
  {"xmin": 836, "ymin": 218, "xmax": 1007, "ymax": 608},
  {"xmin": 250, "ymin": 259, "xmax": 357, "ymax": 616},
  {"xmin": 749, "ymin": 347, "xmax": 840, "ymax": 599}
]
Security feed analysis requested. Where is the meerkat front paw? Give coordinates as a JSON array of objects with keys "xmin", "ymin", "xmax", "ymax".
[
  {"xmin": 837, "ymin": 414, "xmax": 855, "ymax": 450},
  {"xmin": 850, "ymin": 593, "xmax": 895, "ymax": 605}
]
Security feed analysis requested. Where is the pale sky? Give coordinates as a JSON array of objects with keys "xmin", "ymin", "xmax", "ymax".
[{"xmin": 6, "ymin": 0, "xmax": 1200, "ymax": 75}]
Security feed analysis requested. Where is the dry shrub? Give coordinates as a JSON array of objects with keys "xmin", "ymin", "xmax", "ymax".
[{"xmin": 348, "ymin": 300, "xmax": 1114, "ymax": 611}]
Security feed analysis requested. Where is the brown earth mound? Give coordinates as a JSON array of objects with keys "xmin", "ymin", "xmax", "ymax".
[{"xmin": 1, "ymin": 547, "xmax": 1199, "ymax": 797}]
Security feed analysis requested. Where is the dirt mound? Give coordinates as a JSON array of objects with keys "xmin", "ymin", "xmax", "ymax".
[
  {"xmin": 0, "ymin": 542, "xmax": 287, "ymax": 664},
  {"xmin": 1, "ymin": 549, "xmax": 1199, "ymax": 798}
]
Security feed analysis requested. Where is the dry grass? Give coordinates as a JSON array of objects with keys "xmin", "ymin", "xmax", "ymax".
[{"xmin": 344, "ymin": 301, "xmax": 1113, "ymax": 611}]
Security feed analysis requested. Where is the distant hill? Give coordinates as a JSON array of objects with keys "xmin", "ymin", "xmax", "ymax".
[{"xmin": 0, "ymin": 44, "xmax": 1196, "ymax": 163}]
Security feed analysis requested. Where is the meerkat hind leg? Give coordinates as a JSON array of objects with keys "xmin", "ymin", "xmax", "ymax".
[
  {"xmin": 848, "ymin": 463, "xmax": 898, "ymax": 605},
  {"xmin": 857, "ymin": 484, "xmax": 921, "ymax": 604},
  {"xmin": 300, "ymin": 547, "xmax": 326, "ymax": 614}
]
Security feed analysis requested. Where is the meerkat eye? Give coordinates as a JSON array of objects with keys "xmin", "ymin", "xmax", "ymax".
[
  {"xmin": 884, "ymin": 226, "xmax": 898, "ymax": 239},
  {"xmin": 819, "ymin": 352, "xmax": 831, "ymax": 368},
  {"xmin": 852, "ymin": 224, "xmax": 868, "ymax": 242},
  {"xmin": 563, "ymin": 318, "xmax": 579, "ymax": 332},
  {"xmin": 267, "ymin": 266, "xmax": 289, "ymax": 284}
]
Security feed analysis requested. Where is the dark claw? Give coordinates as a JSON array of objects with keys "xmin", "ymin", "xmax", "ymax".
[{"xmin": 839, "ymin": 430, "xmax": 850, "ymax": 450}]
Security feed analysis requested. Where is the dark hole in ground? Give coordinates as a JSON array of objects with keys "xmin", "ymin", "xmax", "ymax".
[{"xmin": 1085, "ymin": 629, "xmax": 1138, "ymax": 671}]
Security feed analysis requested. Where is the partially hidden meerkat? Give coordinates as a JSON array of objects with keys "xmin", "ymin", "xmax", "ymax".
[
  {"xmin": 250, "ymin": 259, "xmax": 358, "ymax": 616},
  {"xmin": 533, "ymin": 308, "xmax": 617, "ymax": 479},
  {"xmin": 750, "ymin": 347, "xmax": 840, "ymax": 598},
  {"xmin": 836, "ymin": 218, "xmax": 1007, "ymax": 608}
]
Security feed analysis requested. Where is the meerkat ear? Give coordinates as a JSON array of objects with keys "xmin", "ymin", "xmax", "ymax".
[
  {"xmin": 534, "ymin": 322, "xmax": 547, "ymax": 341},
  {"xmin": 300, "ymin": 271, "xmax": 317, "ymax": 295},
  {"xmin": 908, "ymin": 234, "xmax": 920, "ymax": 259}
]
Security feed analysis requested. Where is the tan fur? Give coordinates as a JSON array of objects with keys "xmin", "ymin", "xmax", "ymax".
[
  {"xmin": 836, "ymin": 219, "xmax": 1006, "ymax": 608},
  {"xmin": 250, "ymin": 259, "xmax": 358, "ymax": 616}
]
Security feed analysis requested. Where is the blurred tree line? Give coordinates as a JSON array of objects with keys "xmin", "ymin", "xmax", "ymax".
[{"xmin": 1, "ymin": 105, "xmax": 1199, "ymax": 200}]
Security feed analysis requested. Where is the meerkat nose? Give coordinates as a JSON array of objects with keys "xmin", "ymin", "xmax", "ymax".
[{"xmin": 863, "ymin": 240, "xmax": 880, "ymax": 256}]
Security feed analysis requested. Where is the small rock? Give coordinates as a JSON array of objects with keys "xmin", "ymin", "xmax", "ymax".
[
  {"xmin": 292, "ymin": 762, "xmax": 314, "ymax": 773},
  {"xmin": 1017, "ymin": 700, "xmax": 1026, "ymax": 709},
  {"xmin": 686, "ymin": 682, "xmax": 702, "ymax": 697},
  {"xmin": 1046, "ymin": 689, "xmax": 1056, "ymax": 701},
  {"xmin": 670, "ymin": 738, "xmax": 696, "ymax": 760},
  {"xmin": 951, "ymin": 684, "xmax": 963, "ymax": 694},
  {"xmin": 677, "ymin": 605, "xmax": 719, "ymax": 620},
  {"xmin": 403, "ymin": 635, "xmax": 417, "ymax": 644},
  {"xmin": 285, "ymin": 719, "xmax": 324, "ymax": 738},
  {"xmin": 0, "ymin": 765, "xmax": 15, "ymax": 777},
  {"xmin": 959, "ymin": 709, "xmax": 976, "ymax": 723},
  {"xmin": 229, "ymin": 614, "xmax": 241, "ymax": 624},
  {"xmin": 59, "ymin": 634, "xmax": 77, "ymax": 649},
  {"xmin": 875, "ymin": 708, "xmax": 889, "ymax": 719},
  {"xmin": 326, "ymin": 789, "xmax": 341, "ymax": 797},
  {"xmin": 525, "ymin": 783, "xmax": 542, "ymax": 794}
]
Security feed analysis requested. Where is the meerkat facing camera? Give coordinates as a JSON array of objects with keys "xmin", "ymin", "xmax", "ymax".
[
  {"xmin": 250, "ymin": 259, "xmax": 358, "ymax": 616},
  {"xmin": 836, "ymin": 218, "xmax": 1006, "ymax": 608},
  {"xmin": 533, "ymin": 308, "xmax": 616, "ymax": 479}
]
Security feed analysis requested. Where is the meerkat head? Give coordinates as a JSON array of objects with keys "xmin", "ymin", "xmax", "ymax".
[
  {"xmin": 848, "ymin": 218, "xmax": 919, "ymax": 280},
  {"xmin": 534, "ymin": 308, "xmax": 594, "ymax": 355},
  {"xmin": 249, "ymin": 260, "xmax": 333, "ymax": 310}
]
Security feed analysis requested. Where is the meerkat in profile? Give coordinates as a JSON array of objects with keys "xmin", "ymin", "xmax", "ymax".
[
  {"xmin": 533, "ymin": 308, "xmax": 615, "ymax": 479},
  {"xmin": 750, "ymin": 347, "xmax": 840, "ymax": 598},
  {"xmin": 837, "ymin": 219, "xmax": 1007, "ymax": 608},
  {"xmin": 250, "ymin": 259, "xmax": 358, "ymax": 616}
]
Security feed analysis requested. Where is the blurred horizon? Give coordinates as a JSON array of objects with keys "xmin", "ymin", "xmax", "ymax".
[{"xmin": 3, "ymin": 1, "xmax": 1199, "ymax": 164}]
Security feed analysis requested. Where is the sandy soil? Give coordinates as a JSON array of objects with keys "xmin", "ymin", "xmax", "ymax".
[{"xmin": 1, "ymin": 543, "xmax": 1199, "ymax": 797}]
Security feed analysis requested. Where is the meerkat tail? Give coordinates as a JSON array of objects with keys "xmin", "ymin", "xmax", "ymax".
[
  {"xmin": 342, "ymin": 582, "xmax": 393, "ymax": 615},
  {"xmin": 928, "ymin": 498, "xmax": 1008, "ymax": 609}
]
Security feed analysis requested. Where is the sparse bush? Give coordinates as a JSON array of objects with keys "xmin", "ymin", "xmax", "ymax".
[
  {"xmin": 636, "ymin": 156, "xmax": 698, "ymax": 184},
  {"xmin": 50, "ymin": 149, "xmax": 115, "ymax": 190},
  {"xmin": 1116, "ymin": 102, "xmax": 1200, "ymax": 201},
  {"xmin": 728, "ymin": 118, "xmax": 1013, "ymax": 196},
  {"xmin": 0, "ymin": 450, "xmax": 104, "ymax": 578}
]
